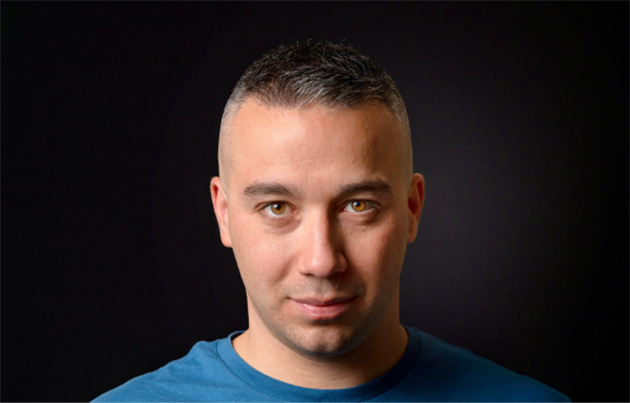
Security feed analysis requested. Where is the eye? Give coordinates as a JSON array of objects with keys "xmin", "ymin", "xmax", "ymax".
[
  {"xmin": 344, "ymin": 200, "xmax": 370, "ymax": 213},
  {"xmin": 264, "ymin": 202, "xmax": 289, "ymax": 216}
]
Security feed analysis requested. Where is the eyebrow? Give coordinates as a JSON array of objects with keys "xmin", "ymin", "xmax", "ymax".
[
  {"xmin": 339, "ymin": 180, "xmax": 393, "ymax": 197},
  {"xmin": 242, "ymin": 182, "xmax": 300, "ymax": 198},
  {"xmin": 242, "ymin": 180, "xmax": 393, "ymax": 199}
]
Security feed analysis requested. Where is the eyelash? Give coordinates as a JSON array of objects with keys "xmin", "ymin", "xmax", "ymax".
[
  {"xmin": 343, "ymin": 200, "xmax": 377, "ymax": 213},
  {"xmin": 263, "ymin": 202, "xmax": 291, "ymax": 217}
]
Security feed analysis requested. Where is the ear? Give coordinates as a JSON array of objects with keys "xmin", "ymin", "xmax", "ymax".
[
  {"xmin": 407, "ymin": 173, "xmax": 425, "ymax": 243},
  {"xmin": 210, "ymin": 176, "xmax": 233, "ymax": 248}
]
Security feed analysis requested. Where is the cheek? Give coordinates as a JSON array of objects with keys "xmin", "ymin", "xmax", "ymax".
[
  {"xmin": 229, "ymin": 212, "xmax": 292, "ymax": 293},
  {"xmin": 344, "ymin": 212, "xmax": 408, "ymax": 287}
]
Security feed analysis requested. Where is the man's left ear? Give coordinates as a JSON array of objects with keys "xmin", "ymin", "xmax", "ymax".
[{"xmin": 407, "ymin": 173, "xmax": 425, "ymax": 243}]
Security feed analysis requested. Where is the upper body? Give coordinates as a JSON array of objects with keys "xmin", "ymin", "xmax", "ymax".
[{"xmin": 95, "ymin": 42, "xmax": 569, "ymax": 401}]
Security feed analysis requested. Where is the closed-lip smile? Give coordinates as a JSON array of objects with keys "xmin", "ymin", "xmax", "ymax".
[{"xmin": 290, "ymin": 296, "xmax": 356, "ymax": 320}]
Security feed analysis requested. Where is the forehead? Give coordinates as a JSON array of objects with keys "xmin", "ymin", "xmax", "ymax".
[{"xmin": 225, "ymin": 100, "xmax": 405, "ymax": 194}]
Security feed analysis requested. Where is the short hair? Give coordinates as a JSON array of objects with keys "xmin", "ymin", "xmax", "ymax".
[{"xmin": 219, "ymin": 41, "xmax": 411, "ymax": 179}]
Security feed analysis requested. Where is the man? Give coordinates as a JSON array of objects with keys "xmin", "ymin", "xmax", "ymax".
[{"xmin": 95, "ymin": 42, "xmax": 569, "ymax": 402}]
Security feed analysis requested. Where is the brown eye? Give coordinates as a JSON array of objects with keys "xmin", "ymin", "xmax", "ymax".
[
  {"xmin": 267, "ymin": 202, "xmax": 287, "ymax": 215},
  {"xmin": 349, "ymin": 200, "xmax": 367, "ymax": 212}
]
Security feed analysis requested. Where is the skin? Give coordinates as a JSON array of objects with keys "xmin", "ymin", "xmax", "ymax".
[{"xmin": 210, "ymin": 99, "xmax": 425, "ymax": 389}]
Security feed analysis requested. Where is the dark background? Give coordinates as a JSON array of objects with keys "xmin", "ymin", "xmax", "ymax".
[{"xmin": 3, "ymin": 2, "xmax": 628, "ymax": 402}]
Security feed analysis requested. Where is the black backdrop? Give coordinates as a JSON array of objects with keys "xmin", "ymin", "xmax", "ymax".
[{"xmin": 3, "ymin": 2, "xmax": 628, "ymax": 402}]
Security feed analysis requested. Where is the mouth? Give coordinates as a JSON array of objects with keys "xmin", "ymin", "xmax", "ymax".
[{"xmin": 290, "ymin": 296, "xmax": 356, "ymax": 321}]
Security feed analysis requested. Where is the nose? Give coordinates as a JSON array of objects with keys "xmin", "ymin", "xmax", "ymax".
[{"xmin": 296, "ymin": 210, "xmax": 348, "ymax": 278}]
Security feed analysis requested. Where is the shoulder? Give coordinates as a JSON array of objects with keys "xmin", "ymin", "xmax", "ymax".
[
  {"xmin": 92, "ymin": 340, "xmax": 228, "ymax": 402},
  {"xmin": 400, "ymin": 328, "xmax": 570, "ymax": 402}
]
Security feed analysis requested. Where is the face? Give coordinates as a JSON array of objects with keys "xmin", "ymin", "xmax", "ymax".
[{"xmin": 211, "ymin": 100, "xmax": 424, "ymax": 358}]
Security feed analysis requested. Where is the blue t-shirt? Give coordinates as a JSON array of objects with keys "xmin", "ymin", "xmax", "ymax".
[{"xmin": 94, "ymin": 327, "xmax": 569, "ymax": 402}]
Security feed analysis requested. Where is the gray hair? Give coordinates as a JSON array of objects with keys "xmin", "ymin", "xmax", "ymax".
[{"xmin": 218, "ymin": 41, "xmax": 412, "ymax": 179}]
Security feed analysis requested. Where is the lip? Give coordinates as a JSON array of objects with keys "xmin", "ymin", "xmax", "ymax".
[{"xmin": 290, "ymin": 296, "xmax": 356, "ymax": 321}]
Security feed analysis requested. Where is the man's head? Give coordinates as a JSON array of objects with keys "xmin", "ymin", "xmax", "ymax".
[{"xmin": 211, "ymin": 42, "xmax": 424, "ymax": 360}]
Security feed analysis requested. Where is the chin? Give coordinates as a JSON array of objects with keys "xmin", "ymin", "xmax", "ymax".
[{"xmin": 278, "ymin": 323, "xmax": 368, "ymax": 359}]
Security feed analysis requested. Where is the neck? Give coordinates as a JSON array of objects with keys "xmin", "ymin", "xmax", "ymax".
[{"xmin": 232, "ymin": 291, "xmax": 408, "ymax": 389}]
